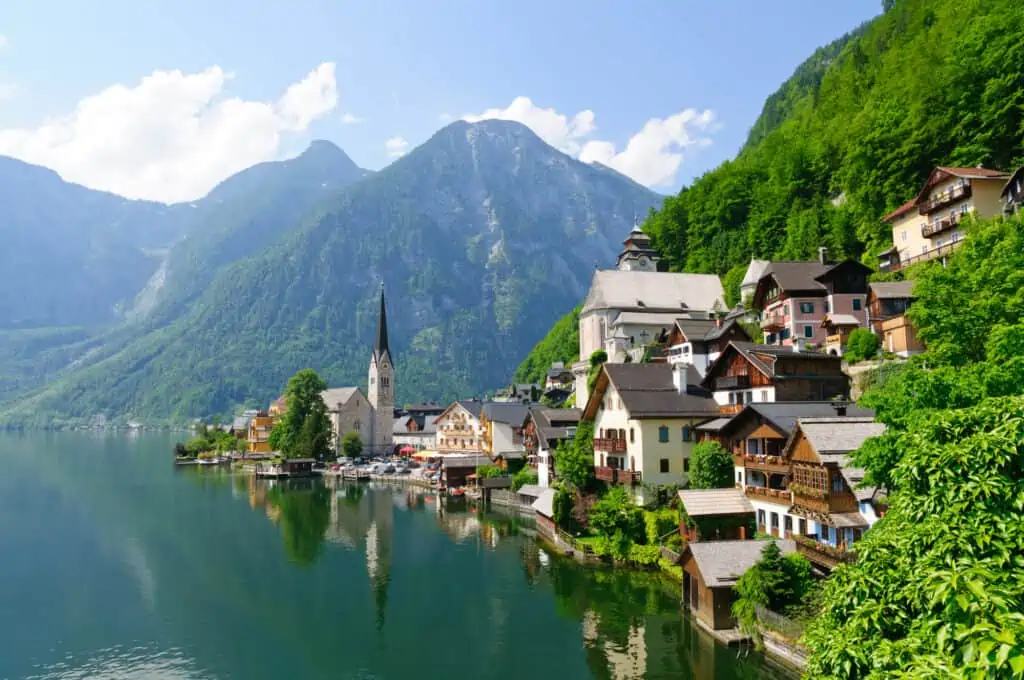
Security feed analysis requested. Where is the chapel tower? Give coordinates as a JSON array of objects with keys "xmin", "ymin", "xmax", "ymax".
[{"xmin": 368, "ymin": 285, "xmax": 394, "ymax": 456}]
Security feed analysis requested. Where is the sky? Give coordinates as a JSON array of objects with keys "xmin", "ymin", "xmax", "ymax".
[{"xmin": 0, "ymin": 0, "xmax": 880, "ymax": 203}]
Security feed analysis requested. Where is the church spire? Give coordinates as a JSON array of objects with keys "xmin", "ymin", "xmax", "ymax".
[{"xmin": 374, "ymin": 284, "xmax": 390, "ymax": 364}]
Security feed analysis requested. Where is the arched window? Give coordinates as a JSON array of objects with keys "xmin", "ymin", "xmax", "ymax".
[{"xmin": 658, "ymin": 426, "xmax": 669, "ymax": 443}]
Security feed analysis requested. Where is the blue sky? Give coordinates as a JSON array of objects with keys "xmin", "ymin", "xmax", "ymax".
[{"xmin": 0, "ymin": 0, "xmax": 879, "ymax": 202}]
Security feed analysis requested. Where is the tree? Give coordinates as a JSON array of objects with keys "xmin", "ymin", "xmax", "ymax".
[
  {"xmin": 587, "ymin": 350, "xmax": 608, "ymax": 394},
  {"xmin": 340, "ymin": 431, "xmax": 363, "ymax": 459},
  {"xmin": 554, "ymin": 420, "xmax": 594, "ymax": 489},
  {"xmin": 512, "ymin": 466, "xmax": 538, "ymax": 491},
  {"xmin": 588, "ymin": 486, "xmax": 647, "ymax": 558},
  {"xmin": 844, "ymin": 327, "xmax": 880, "ymax": 362},
  {"xmin": 732, "ymin": 541, "xmax": 815, "ymax": 640},
  {"xmin": 269, "ymin": 369, "xmax": 332, "ymax": 459},
  {"xmin": 805, "ymin": 397, "xmax": 1024, "ymax": 678},
  {"xmin": 689, "ymin": 441, "xmax": 734, "ymax": 489}
]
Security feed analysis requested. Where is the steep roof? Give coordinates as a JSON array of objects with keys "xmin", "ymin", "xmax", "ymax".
[
  {"xmin": 755, "ymin": 259, "xmax": 872, "ymax": 299},
  {"xmin": 529, "ymin": 407, "xmax": 582, "ymax": 441},
  {"xmin": 687, "ymin": 539, "xmax": 796, "ymax": 588},
  {"xmin": 678, "ymin": 488, "xmax": 754, "ymax": 517},
  {"xmin": 882, "ymin": 198, "xmax": 918, "ymax": 222},
  {"xmin": 935, "ymin": 166, "xmax": 1009, "ymax": 179},
  {"xmin": 674, "ymin": 318, "xmax": 750, "ymax": 343},
  {"xmin": 798, "ymin": 417, "xmax": 886, "ymax": 454},
  {"xmin": 704, "ymin": 341, "xmax": 842, "ymax": 385},
  {"xmin": 611, "ymin": 311, "xmax": 684, "ymax": 328},
  {"xmin": 581, "ymin": 270, "xmax": 726, "ymax": 316},
  {"xmin": 434, "ymin": 399, "xmax": 485, "ymax": 424},
  {"xmin": 483, "ymin": 402, "xmax": 531, "ymax": 425},
  {"xmin": 532, "ymin": 489, "xmax": 556, "ymax": 518},
  {"xmin": 321, "ymin": 387, "xmax": 362, "ymax": 409},
  {"xmin": 741, "ymin": 259, "xmax": 771, "ymax": 289},
  {"xmin": 719, "ymin": 402, "xmax": 875, "ymax": 439},
  {"xmin": 591, "ymin": 363, "xmax": 718, "ymax": 419},
  {"xmin": 373, "ymin": 285, "xmax": 391, "ymax": 365},
  {"xmin": 869, "ymin": 281, "xmax": 916, "ymax": 299},
  {"xmin": 1002, "ymin": 166, "xmax": 1024, "ymax": 197}
]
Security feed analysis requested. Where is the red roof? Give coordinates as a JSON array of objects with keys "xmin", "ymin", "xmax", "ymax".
[{"xmin": 882, "ymin": 198, "xmax": 917, "ymax": 222}]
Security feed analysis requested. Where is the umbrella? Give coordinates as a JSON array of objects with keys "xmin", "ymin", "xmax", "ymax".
[{"xmin": 399, "ymin": 445, "xmax": 416, "ymax": 455}]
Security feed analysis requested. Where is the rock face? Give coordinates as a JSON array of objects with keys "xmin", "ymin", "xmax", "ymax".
[{"xmin": 1, "ymin": 120, "xmax": 662, "ymax": 424}]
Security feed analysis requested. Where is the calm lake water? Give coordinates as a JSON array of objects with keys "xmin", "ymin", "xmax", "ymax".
[{"xmin": 0, "ymin": 432, "xmax": 791, "ymax": 680}]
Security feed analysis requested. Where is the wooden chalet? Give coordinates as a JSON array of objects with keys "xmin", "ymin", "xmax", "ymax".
[{"xmin": 662, "ymin": 317, "xmax": 752, "ymax": 377}]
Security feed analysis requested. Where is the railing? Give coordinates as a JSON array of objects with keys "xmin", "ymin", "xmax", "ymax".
[
  {"xmin": 918, "ymin": 182, "xmax": 970, "ymax": 214},
  {"xmin": 557, "ymin": 528, "xmax": 595, "ymax": 556},
  {"xmin": 761, "ymin": 315, "xmax": 785, "ymax": 330},
  {"xmin": 745, "ymin": 486, "xmax": 791, "ymax": 504},
  {"xmin": 743, "ymin": 454, "xmax": 790, "ymax": 475},
  {"xmin": 594, "ymin": 466, "xmax": 642, "ymax": 485},
  {"xmin": 793, "ymin": 534, "xmax": 856, "ymax": 568},
  {"xmin": 825, "ymin": 333, "xmax": 843, "ymax": 346},
  {"xmin": 921, "ymin": 211, "xmax": 962, "ymax": 237},
  {"xmin": 716, "ymin": 375, "xmax": 750, "ymax": 390},
  {"xmin": 718, "ymin": 404, "xmax": 744, "ymax": 415},
  {"xmin": 594, "ymin": 438, "xmax": 627, "ymax": 453},
  {"xmin": 891, "ymin": 240, "xmax": 964, "ymax": 272}
]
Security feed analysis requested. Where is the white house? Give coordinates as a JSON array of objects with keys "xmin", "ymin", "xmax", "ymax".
[
  {"xmin": 522, "ymin": 407, "xmax": 582, "ymax": 487},
  {"xmin": 480, "ymin": 402, "xmax": 530, "ymax": 461},
  {"xmin": 434, "ymin": 400, "xmax": 486, "ymax": 455}
]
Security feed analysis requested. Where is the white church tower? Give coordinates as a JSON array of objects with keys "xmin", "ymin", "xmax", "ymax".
[{"xmin": 367, "ymin": 285, "xmax": 394, "ymax": 456}]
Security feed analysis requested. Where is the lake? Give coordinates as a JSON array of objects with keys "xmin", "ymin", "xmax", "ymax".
[{"xmin": 0, "ymin": 432, "xmax": 792, "ymax": 680}]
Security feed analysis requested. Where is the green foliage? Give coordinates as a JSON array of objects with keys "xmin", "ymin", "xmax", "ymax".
[
  {"xmin": 511, "ymin": 466, "xmax": 538, "ymax": 491},
  {"xmin": 266, "ymin": 484, "xmax": 331, "ymax": 566},
  {"xmin": 644, "ymin": 508, "xmax": 679, "ymax": 545},
  {"xmin": 586, "ymin": 350, "xmax": 608, "ymax": 394},
  {"xmin": 688, "ymin": 441, "xmax": 735, "ymax": 489},
  {"xmin": 552, "ymin": 484, "xmax": 575, "ymax": 531},
  {"xmin": 340, "ymin": 431, "xmax": 363, "ymax": 459},
  {"xmin": 269, "ymin": 369, "xmax": 332, "ymax": 460},
  {"xmin": 475, "ymin": 464, "xmax": 504, "ymax": 479},
  {"xmin": 178, "ymin": 424, "xmax": 243, "ymax": 457},
  {"xmin": 843, "ymin": 327, "xmax": 880, "ymax": 363},
  {"xmin": 554, "ymin": 420, "xmax": 594, "ymax": 490},
  {"xmin": 514, "ymin": 305, "xmax": 581, "ymax": 384},
  {"xmin": 721, "ymin": 263, "xmax": 748, "ymax": 309},
  {"xmin": 588, "ymin": 487, "xmax": 647, "ymax": 559},
  {"xmin": 732, "ymin": 541, "xmax": 816, "ymax": 640},
  {"xmin": 805, "ymin": 397, "xmax": 1024, "ymax": 679}
]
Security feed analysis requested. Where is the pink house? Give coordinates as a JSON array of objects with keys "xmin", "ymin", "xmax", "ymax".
[{"xmin": 752, "ymin": 249, "xmax": 872, "ymax": 350}]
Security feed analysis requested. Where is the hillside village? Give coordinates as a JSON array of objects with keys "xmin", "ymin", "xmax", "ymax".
[{"xmin": 227, "ymin": 161, "xmax": 1024, "ymax": 652}]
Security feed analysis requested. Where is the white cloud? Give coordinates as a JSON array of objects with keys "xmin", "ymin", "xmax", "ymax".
[
  {"xmin": 385, "ymin": 136, "xmax": 408, "ymax": 158},
  {"xmin": 341, "ymin": 112, "xmax": 364, "ymax": 124},
  {"xmin": 0, "ymin": 62, "xmax": 338, "ymax": 202},
  {"xmin": 463, "ymin": 97, "xmax": 716, "ymax": 188}
]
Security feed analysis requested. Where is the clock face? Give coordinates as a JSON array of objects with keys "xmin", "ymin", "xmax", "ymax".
[{"xmin": 638, "ymin": 256, "xmax": 648, "ymax": 265}]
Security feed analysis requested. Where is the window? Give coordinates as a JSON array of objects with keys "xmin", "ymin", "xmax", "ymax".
[
  {"xmin": 757, "ymin": 509, "xmax": 766, "ymax": 528},
  {"xmin": 681, "ymin": 426, "xmax": 691, "ymax": 442},
  {"xmin": 766, "ymin": 333, "xmax": 775, "ymax": 344},
  {"xmin": 761, "ymin": 390, "xmax": 769, "ymax": 402},
  {"xmin": 901, "ymin": 230, "xmax": 907, "ymax": 242},
  {"xmin": 747, "ymin": 438, "xmax": 760, "ymax": 455},
  {"xmin": 784, "ymin": 516, "xmax": 793, "ymax": 535},
  {"xmin": 824, "ymin": 300, "xmax": 830, "ymax": 313},
  {"xmin": 798, "ymin": 518, "xmax": 807, "ymax": 536},
  {"xmin": 737, "ymin": 470, "xmax": 743, "ymax": 484},
  {"xmin": 658, "ymin": 426, "xmax": 669, "ymax": 443},
  {"xmin": 799, "ymin": 302, "xmax": 814, "ymax": 314},
  {"xmin": 354, "ymin": 420, "xmax": 361, "ymax": 431},
  {"xmin": 804, "ymin": 325, "xmax": 813, "ymax": 338},
  {"xmin": 781, "ymin": 328, "xmax": 791, "ymax": 340},
  {"xmin": 728, "ymin": 392, "xmax": 736, "ymax": 405},
  {"xmin": 684, "ymin": 458, "xmax": 690, "ymax": 472},
  {"xmin": 853, "ymin": 298, "xmax": 862, "ymax": 311},
  {"xmin": 660, "ymin": 458, "xmax": 670, "ymax": 473},
  {"xmin": 831, "ymin": 474, "xmax": 844, "ymax": 493},
  {"xmin": 629, "ymin": 428, "xmax": 635, "ymax": 443},
  {"xmin": 771, "ymin": 513, "xmax": 779, "ymax": 530}
]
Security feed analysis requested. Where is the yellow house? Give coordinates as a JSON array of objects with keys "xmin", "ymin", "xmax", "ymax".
[
  {"xmin": 879, "ymin": 166, "xmax": 1009, "ymax": 272},
  {"xmin": 248, "ymin": 413, "xmax": 276, "ymax": 453}
]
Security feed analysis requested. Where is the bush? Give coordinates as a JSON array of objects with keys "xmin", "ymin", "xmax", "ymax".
[
  {"xmin": 644, "ymin": 508, "xmax": 679, "ymax": 545},
  {"xmin": 589, "ymin": 486, "xmax": 646, "ymax": 555},
  {"xmin": 844, "ymin": 327, "xmax": 880, "ymax": 362},
  {"xmin": 689, "ymin": 441, "xmax": 734, "ymax": 489},
  {"xmin": 552, "ymin": 484, "xmax": 576, "ymax": 530},
  {"xmin": 627, "ymin": 543, "xmax": 662, "ymax": 566},
  {"xmin": 511, "ymin": 466, "xmax": 538, "ymax": 491},
  {"xmin": 476, "ymin": 464, "xmax": 504, "ymax": 479}
]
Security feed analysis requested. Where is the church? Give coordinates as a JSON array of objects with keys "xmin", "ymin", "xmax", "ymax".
[{"xmin": 320, "ymin": 287, "xmax": 395, "ymax": 457}]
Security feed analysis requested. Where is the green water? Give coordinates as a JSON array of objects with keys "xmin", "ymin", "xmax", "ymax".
[{"xmin": 0, "ymin": 433, "xmax": 791, "ymax": 680}]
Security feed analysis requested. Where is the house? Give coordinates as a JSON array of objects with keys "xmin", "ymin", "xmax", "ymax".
[
  {"xmin": 521, "ymin": 407, "xmax": 582, "ymax": 487},
  {"xmin": 785, "ymin": 417, "xmax": 886, "ymax": 571},
  {"xmin": 878, "ymin": 166, "xmax": 1010, "ymax": 272},
  {"xmin": 230, "ymin": 416, "xmax": 251, "ymax": 438},
  {"xmin": 662, "ymin": 317, "xmax": 752, "ymax": 377},
  {"xmin": 584, "ymin": 356, "xmax": 719, "ymax": 492},
  {"xmin": 269, "ymin": 396, "xmax": 288, "ymax": 416},
  {"xmin": 434, "ymin": 400, "xmax": 487, "ymax": 455},
  {"xmin": 677, "ymin": 488, "xmax": 754, "ymax": 542},
  {"xmin": 440, "ymin": 453, "xmax": 492, "ymax": 487},
  {"xmin": 480, "ymin": 403, "xmax": 530, "ymax": 461},
  {"xmin": 753, "ymin": 251, "xmax": 872, "ymax": 348},
  {"xmin": 247, "ymin": 410, "xmax": 277, "ymax": 453},
  {"xmin": 392, "ymin": 414, "xmax": 437, "ymax": 452},
  {"xmin": 700, "ymin": 341, "xmax": 850, "ymax": 415},
  {"xmin": 321, "ymin": 387, "xmax": 372, "ymax": 452},
  {"xmin": 699, "ymin": 402, "xmax": 874, "ymax": 544},
  {"xmin": 572, "ymin": 223, "xmax": 727, "ymax": 405},
  {"xmin": 493, "ymin": 383, "xmax": 541, "ymax": 404},
  {"xmin": 545, "ymin": 362, "xmax": 574, "ymax": 390},
  {"xmin": 1003, "ymin": 166, "xmax": 1024, "ymax": 215},
  {"xmin": 681, "ymin": 539, "xmax": 796, "ymax": 631},
  {"xmin": 868, "ymin": 281, "xmax": 925, "ymax": 357},
  {"xmin": 819, "ymin": 314, "xmax": 862, "ymax": 356}
]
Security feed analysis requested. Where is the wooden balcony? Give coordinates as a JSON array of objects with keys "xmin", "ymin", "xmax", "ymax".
[
  {"xmin": 718, "ymin": 404, "xmax": 743, "ymax": 416},
  {"xmin": 825, "ymin": 333, "xmax": 843, "ymax": 346},
  {"xmin": 761, "ymin": 315, "xmax": 785, "ymax": 331},
  {"xmin": 716, "ymin": 375, "xmax": 750, "ymax": 390},
  {"xmin": 594, "ymin": 437, "xmax": 627, "ymax": 453},
  {"xmin": 794, "ymin": 534, "xmax": 855, "ymax": 570},
  {"xmin": 594, "ymin": 466, "xmax": 642, "ymax": 485},
  {"xmin": 918, "ymin": 183, "xmax": 970, "ymax": 215},
  {"xmin": 921, "ymin": 211, "xmax": 963, "ymax": 237},
  {"xmin": 745, "ymin": 485, "xmax": 791, "ymax": 505},
  {"xmin": 742, "ymin": 454, "xmax": 790, "ymax": 475},
  {"xmin": 889, "ymin": 239, "xmax": 964, "ymax": 272}
]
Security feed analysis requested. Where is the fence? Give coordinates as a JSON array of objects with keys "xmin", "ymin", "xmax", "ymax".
[{"xmin": 755, "ymin": 605, "xmax": 805, "ymax": 641}]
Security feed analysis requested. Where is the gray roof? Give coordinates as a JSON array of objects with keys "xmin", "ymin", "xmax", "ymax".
[
  {"xmin": 707, "ymin": 342, "xmax": 842, "ymax": 384},
  {"xmin": 827, "ymin": 512, "xmax": 869, "ymax": 528},
  {"xmin": 674, "ymin": 317, "xmax": 749, "ymax": 343},
  {"xmin": 869, "ymin": 281, "xmax": 916, "ymax": 299},
  {"xmin": 392, "ymin": 415, "xmax": 412, "ymax": 433},
  {"xmin": 441, "ymin": 454, "xmax": 491, "ymax": 468},
  {"xmin": 678, "ymin": 488, "xmax": 754, "ymax": 517},
  {"xmin": 799, "ymin": 417, "xmax": 886, "ymax": 454},
  {"xmin": 581, "ymin": 270, "xmax": 726, "ymax": 316},
  {"xmin": 455, "ymin": 400, "xmax": 485, "ymax": 419},
  {"xmin": 687, "ymin": 539, "xmax": 796, "ymax": 588},
  {"xmin": 603, "ymin": 363, "xmax": 718, "ymax": 418},
  {"xmin": 321, "ymin": 387, "xmax": 361, "ymax": 409},
  {"xmin": 720, "ymin": 403, "xmax": 875, "ymax": 439},
  {"xmin": 517, "ymin": 484, "xmax": 545, "ymax": 499},
  {"xmin": 529, "ymin": 407, "xmax": 582, "ymax": 441},
  {"xmin": 532, "ymin": 489, "xmax": 556, "ymax": 518},
  {"xmin": 695, "ymin": 417, "xmax": 732, "ymax": 432},
  {"xmin": 741, "ymin": 259, "xmax": 771, "ymax": 289},
  {"xmin": 483, "ymin": 402, "xmax": 531, "ymax": 425}
]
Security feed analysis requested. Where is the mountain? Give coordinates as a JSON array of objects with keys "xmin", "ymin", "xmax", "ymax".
[
  {"xmin": 518, "ymin": 0, "xmax": 1024, "ymax": 378},
  {"xmin": 0, "ymin": 120, "xmax": 661, "ymax": 425}
]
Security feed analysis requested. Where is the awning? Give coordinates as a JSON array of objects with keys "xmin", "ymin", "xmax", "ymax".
[
  {"xmin": 749, "ymin": 424, "xmax": 785, "ymax": 439},
  {"xmin": 399, "ymin": 445, "xmax": 416, "ymax": 454},
  {"xmin": 412, "ymin": 450, "xmax": 439, "ymax": 459}
]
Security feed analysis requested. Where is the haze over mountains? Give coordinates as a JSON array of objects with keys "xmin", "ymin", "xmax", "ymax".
[{"xmin": 0, "ymin": 119, "xmax": 661, "ymax": 425}]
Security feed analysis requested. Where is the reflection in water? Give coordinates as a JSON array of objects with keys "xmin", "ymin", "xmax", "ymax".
[
  {"xmin": 265, "ymin": 480, "xmax": 331, "ymax": 565},
  {"xmin": 25, "ymin": 644, "xmax": 212, "ymax": 680}
]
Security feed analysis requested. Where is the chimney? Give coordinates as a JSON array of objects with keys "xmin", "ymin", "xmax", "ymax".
[
  {"xmin": 672, "ymin": 362, "xmax": 688, "ymax": 394},
  {"xmin": 818, "ymin": 247, "xmax": 828, "ymax": 265},
  {"xmin": 832, "ymin": 401, "xmax": 848, "ymax": 417},
  {"xmin": 668, "ymin": 342, "xmax": 693, "ymax": 394},
  {"xmin": 715, "ymin": 316, "xmax": 722, "ymax": 328}
]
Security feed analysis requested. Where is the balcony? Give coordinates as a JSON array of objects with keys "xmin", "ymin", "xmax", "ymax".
[
  {"xmin": 743, "ymin": 454, "xmax": 790, "ymax": 475},
  {"xmin": 718, "ymin": 404, "xmax": 744, "ymax": 416},
  {"xmin": 918, "ymin": 183, "xmax": 970, "ymax": 215},
  {"xmin": 761, "ymin": 315, "xmax": 785, "ymax": 331},
  {"xmin": 921, "ymin": 211, "xmax": 963, "ymax": 238},
  {"xmin": 594, "ymin": 466, "xmax": 642, "ymax": 485},
  {"xmin": 794, "ymin": 534, "xmax": 856, "ymax": 570},
  {"xmin": 716, "ymin": 375, "xmax": 750, "ymax": 390},
  {"xmin": 594, "ymin": 437, "xmax": 627, "ymax": 453},
  {"xmin": 889, "ymin": 239, "xmax": 964, "ymax": 272},
  {"xmin": 744, "ymin": 485, "xmax": 791, "ymax": 505}
]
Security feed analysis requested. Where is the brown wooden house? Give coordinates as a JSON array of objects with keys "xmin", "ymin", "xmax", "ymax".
[
  {"xmin": 868, "ymin": 281, "xmax": 924, "ymax": 357},
  {"xmin": 662, "ymin": 317, "xmax": 752, "ymax": 377},
  {"xmin": 681, "ymin": 539, "xmax": 796, "ymax": 631},
  {"xmin": 677, "ymin": 488, "xmax": 755, "ymax": 542}
]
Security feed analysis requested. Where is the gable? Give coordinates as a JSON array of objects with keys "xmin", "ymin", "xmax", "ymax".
[
  {"xmin": 786, "ymin": 429, "xmax": 821, "ymax": 464},
  {"xmin": 702, "ymin": 343, "xmax": 772, "ymax": 385}
]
